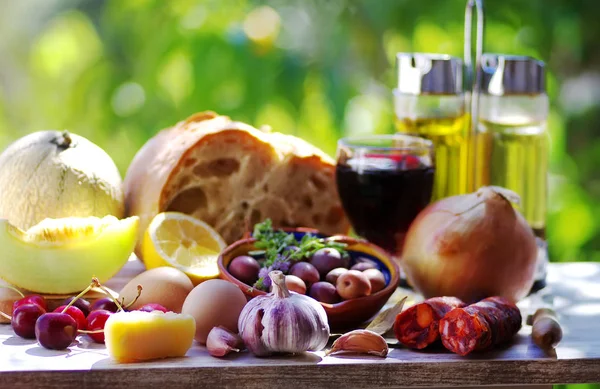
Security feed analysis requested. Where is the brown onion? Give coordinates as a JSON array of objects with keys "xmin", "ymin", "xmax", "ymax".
[{"xmin": 401, "ymin": 186, "xmax": 537, "ymax": 303}]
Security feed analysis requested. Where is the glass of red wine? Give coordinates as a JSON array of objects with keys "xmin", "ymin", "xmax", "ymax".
[{"xmin": 335, "ymin": 134, "xmax": 435, "ymax": 261}]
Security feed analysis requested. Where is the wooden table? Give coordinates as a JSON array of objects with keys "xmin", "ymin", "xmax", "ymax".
[{"xmin": 1, "ymin": 260, "xmax": 599, "ymax": 388}]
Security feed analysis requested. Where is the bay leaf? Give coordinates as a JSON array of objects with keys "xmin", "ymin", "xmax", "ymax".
[{"xmin": 365, "ymin": 296, "xmax": 407, "ymax": 335}]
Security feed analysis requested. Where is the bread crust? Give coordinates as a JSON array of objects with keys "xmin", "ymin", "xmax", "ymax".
[{"xmin": 124, "ymin": 112, "xmax": 349, "ymax": 256}]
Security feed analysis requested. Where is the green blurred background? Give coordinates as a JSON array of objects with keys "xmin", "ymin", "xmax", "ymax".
[
  {"xmin": 0, "ymin": 0, "xmax": 598, "ymax": 386},
  {"xmin": 0, "ymin": 3, "xmax": 599, "ymax": 258}
]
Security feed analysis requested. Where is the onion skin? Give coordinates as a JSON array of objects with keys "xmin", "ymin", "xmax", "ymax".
[{"xmin": 401, "ymin": 187, "xmax": 537, "ymax": 303}]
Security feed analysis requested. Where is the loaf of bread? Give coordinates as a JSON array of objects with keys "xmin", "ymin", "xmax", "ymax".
[{"xmin": 124, "ymin": 111, "xmax": 349, "ymax": 254}]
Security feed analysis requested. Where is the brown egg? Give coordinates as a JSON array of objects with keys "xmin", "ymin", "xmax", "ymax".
[
  {"xmin": 181, "ymin": 279, "xmax": 247, "ymax": 344},
  {"xmin": 119, "ymin": 267, "xmax": 194, "ymax": 313}
]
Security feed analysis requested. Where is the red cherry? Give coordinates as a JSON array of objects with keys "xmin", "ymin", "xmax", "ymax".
[
  {"xmin": 90, "ymin": 298, "xmax": 119, "ymax": 313},
  {"xmin": 12, "ymin": 303, "xmax": 46, "ymax": 339},
  {"xmin": 86, "ymin": 310, "xmax": 112, "ymax": 343},
  {"xmin": 35, "ymin": 312, "xmax": 77, "ymax": 350},
  {"xmin": 13, "ymin": 295, "xmax": 47, "ymax": 313},
  {"xmin": 61, "ymin": 297, "xmax": 91, "ymax": 317},
  {"xmin": 54, "ymin": 305, "xmax": 87, "ymax": 331},
  {"xmin": 137, "ymin": 303, "xmax": 168, "ymax": 313}
]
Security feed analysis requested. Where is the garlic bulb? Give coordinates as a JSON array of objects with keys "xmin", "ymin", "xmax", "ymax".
[{"xmin": 238, "ymin": 270, "xmax": 330, "ymax": 357}]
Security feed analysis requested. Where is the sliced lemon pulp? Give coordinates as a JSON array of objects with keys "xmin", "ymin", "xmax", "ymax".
[{"xmin": 142, "ymin": 212, "xmax": 226, "ymax": 284}]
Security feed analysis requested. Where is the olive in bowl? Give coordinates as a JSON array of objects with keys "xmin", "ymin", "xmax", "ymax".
[{"xmin": 217, "ymin": 230, "xmax": 400, "ymax": 330}]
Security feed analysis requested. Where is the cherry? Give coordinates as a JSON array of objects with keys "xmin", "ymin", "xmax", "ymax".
[
  {"xmin": 86, "ymin": 309, "xmax": 112, "ymax": 343},
  {"xmin": 13, "ymin": 295, "xmax": 47, "ymax": 313},
  {"xmin": 0, "ymin": 285, "xmax": 46, "ymax": 314},
  {"xmin": 35, "ymin": 312, "xmax": 77, "ymax": 350},
  {"xmin": 12, "ymin": 304, "xmax": 46, "ymax": 339},
  {"xmin": 54, "ymin": 305, "xmax": 86, "ymax": 331},
  {"xmin": 91, "ymin": 298, "xmax": 119, "ymax": 313},
  {"xmin": 137, "ymin": 303, "xmax": 168, "ymax": 313},
  {"xmin": 61, "ymin": 296, "xmax": 91, "ymax": 317}
]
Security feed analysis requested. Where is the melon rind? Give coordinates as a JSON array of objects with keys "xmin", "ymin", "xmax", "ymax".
[{"xmin": 0, "ymin": 131, "xmax": 124, "ymax": 231}]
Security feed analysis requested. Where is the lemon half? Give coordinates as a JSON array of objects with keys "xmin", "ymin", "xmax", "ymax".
[{"xmin": 142, "ymin": 212, "xmax": 226, "ymax": 284}]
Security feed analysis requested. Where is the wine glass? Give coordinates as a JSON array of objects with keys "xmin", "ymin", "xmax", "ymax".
[{"xmin": 335, "ymin": 134, "xmax": 435, "ymax": 259}]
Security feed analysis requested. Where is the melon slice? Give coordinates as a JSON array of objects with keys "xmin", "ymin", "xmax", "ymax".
[{"xmin": 0, "ymin": 215, "xmax": 139, "ymax": 294}]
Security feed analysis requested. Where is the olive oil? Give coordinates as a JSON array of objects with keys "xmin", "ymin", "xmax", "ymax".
[
  {"xmin": 395, "ymin": 115, "xmax": 471, "ymax": 200},
  {"xmin": 393, "ymin": 53, "xmax": 467, "ymax": 201},
  {"xmin": 476, "ymin": 54, "xmax": 550, "ymax": 292},
  {"xmin": 475, "ymin": 120, "xmax": 548, "ymax": 238}
]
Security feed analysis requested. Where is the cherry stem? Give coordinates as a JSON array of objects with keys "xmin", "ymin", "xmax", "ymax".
[
  {"xmin": 61, "ymin": 279, "xmax": 100, "ymax": 314},
  {"xmin": 93, "ymin": 277, "xmax": 125, "ymax": 312},
  {"xmin": 123, "ymin": 285, "xmax": 143, "ymax": 310},
  {"xmin": 0, "ymin": 285, "xmax": 24, "ymax": 298},
  {"xmin": 78, "ymin": 328, "xmax": 104, "ymax": 334},
  {"xmin": 0, "ymin": 310, "xmax": 12, "ymax": 321}
]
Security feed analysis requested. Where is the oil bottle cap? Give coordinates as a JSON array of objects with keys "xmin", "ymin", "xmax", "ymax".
[
  {"xmin": 396, "ymin": 53, "xmax": 463, "ymax": 95},
  {"xmin": 481, "ymin": 54, "xmax": 545, "ymax": 96}
]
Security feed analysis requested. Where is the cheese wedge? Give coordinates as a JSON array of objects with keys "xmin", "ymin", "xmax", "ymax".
[{"xmin": 104, "ymin": 310, "xmax": 195, "ymax": 363}]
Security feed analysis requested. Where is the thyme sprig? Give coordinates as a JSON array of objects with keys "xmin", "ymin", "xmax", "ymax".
[{"xmin": 251, "ymin": 219, "xmax": 347, "ymax": 290}]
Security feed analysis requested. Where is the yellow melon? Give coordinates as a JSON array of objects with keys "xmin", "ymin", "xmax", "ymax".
[{"xmin": 0, "ymin": 215, "xmax": 139, "ymax": 294}]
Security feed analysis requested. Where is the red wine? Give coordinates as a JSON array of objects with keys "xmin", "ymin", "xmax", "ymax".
[{"xmin": 336, "ymin": 162, "xmax": 434, "ymax": 255}]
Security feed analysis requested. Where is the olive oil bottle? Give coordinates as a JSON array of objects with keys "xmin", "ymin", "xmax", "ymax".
[
  {"xmin": 394, "ymin": 53, "xmax": 471, "ymax": 200},
  {"xmin": 476, "ymin": 54, "xmax": 549, "ymax": 290},
  {"xmin": 476, "ymin": 119, "xmax": 548, "ymax": 237},
  {"xmin": 395, "ymin": 115, "xmax": 470, "ymax": 200}
]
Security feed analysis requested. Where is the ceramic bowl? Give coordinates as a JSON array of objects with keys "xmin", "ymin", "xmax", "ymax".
[{"xmin": 218, "ymin": 230, "xmax": 400, "ymax": 330}]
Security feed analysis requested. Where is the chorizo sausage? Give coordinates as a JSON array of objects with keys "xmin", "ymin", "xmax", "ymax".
[
  {"xmin": 393, "ymin": 296, "xmax": 465, "ymax": 349},
  {"xmin": 439, "ymin": 296, "xmax": 522, "ymax": 356}
]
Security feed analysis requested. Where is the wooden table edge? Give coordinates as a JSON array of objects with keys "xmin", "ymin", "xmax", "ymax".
[{"xmin": 1, "ymin": 357, "xmax": 599, "ymax": 388}]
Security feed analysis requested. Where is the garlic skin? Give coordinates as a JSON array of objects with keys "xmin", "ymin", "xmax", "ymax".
[
  {"xmin": 206, "ymin": 326, "xmax": 244, "ymax": 357},
  {"xmin": 238, "ymin": 270, "xmax": 330, "ymax": 357}
]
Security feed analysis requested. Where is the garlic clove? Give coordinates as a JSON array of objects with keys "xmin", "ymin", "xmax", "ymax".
[
  {"xmin": 325, "ymin": 329, "xmax": 389, "ymax": 358},
  {"xmin": 206, "ymin": 326, "xmax": 244, "ymax": 357}
]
